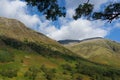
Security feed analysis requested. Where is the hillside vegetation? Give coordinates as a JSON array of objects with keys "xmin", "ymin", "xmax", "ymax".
[
  {"xmin": 0, "ymin": 17, "xmax": 120, "ymax": 80},
  {"xmin": 0, "ymin": 17, "xmax": 71, "ymax": 55},
  {"xmin": 64, "ymin": 38, "xmax": 120, "ymax": 67}
]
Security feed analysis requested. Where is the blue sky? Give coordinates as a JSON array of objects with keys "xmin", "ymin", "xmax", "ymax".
[
  {"xmin": 0, "ymin": 0, "xmax": 120, "ymax": 42},
  {"xmin": 106, "ymin": 27, "xmax": 120, "ymax": 42}
]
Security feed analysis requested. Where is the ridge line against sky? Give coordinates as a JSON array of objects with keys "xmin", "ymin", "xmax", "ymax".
[{"xmin": 0, "ymin": 0, "xmax": 120, "ymax": 42}]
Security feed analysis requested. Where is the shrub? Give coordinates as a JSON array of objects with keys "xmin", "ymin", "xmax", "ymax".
[
  {"xmin": 0, "ymin": 51, "xmax": 14, "ymax": 63},
  {"xmin": 61, "ymin": 64, "xmax": 72, "ymax": 71},
  {"xmin": 24, "ymin": 66, "xmax": 40, "ymax": 80},
  {"xmin": 41, "ymin": 65, "xmax": 55, "ymax": 80},
  {"xmin": 0, "ymin": 67, "xmax": 18, "ymax": 78}
]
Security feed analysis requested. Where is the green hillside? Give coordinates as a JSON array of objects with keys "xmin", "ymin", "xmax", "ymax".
[
  {"xmin": 0, "ymin": 17, "xmax": 120, "ymax": 80},
  {"xmin": 0, "ymin": 17, "xmax": 72, "ymax": 55},
  {"xmin": 64, "ymin": 38, "xmax": 120, "ymax": 67}
]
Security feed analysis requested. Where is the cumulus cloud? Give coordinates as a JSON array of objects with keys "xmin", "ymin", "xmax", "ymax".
[
  {"xmin": 0, "ymin": 0, "xmax": 109, "ymax": 40},
  {"xmin": 47, "ymin": 0, "xmax": 109, "ymax": 40},
  {"xmin": 0, "ymin": 0, "xmax": 40, "ymax": 28},
  {"xmin": 47, "ymin": 19, "xmax": 108, "ymax": 40}
]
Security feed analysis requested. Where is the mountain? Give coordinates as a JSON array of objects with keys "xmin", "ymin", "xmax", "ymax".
[
  {"xmin": 58, "ymin": 37, "xmax": 103, "ymax": 45},
  {"xmin": 58, "ymin": 40, "xmax": 80, "ymax": 44},
  {"xmin": 0, "ymin": 17, "xmax": 72, "ymax": 54},
  {"xmin": 61, "ymin": 37, "xmax": 120, "ymax": 67},
  {"xmin": 0, "ymin": 17, "xmax": 120, "ymax": 80}
]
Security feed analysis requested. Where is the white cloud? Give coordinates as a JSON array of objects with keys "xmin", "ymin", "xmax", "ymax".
[
  {"xmin": 47, "ymin": 0, "xmax": 109, "ymax": 40},
  {"xmin": 66, "ymin": 9, "xmax": 75, "ymax": 18},
  {"xmin": 0, "ymin": 0, "xmax": 109, "ymax": 40},
  {"xmin": 0, "ymin": 0, "xmax": 40, "ymax": 29},
  {"xmin": 45, "ymin": 0, "xmax": 109, "ymax": 40},
  {"xmin": 47, "ymin": 19, "xmax": 108, "ymax": 40}
]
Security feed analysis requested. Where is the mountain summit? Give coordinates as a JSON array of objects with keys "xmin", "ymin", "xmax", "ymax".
[
  {"xmin": 62, "ymin": 37, "xmax": 120, "ymax": 67},
  {"xmin": 0, "ymin": 17, "xmax": 56, "ymax": 44},
  {"xmin": 0, "ymin": 17, "xmax": 72, "ymax": 54}
]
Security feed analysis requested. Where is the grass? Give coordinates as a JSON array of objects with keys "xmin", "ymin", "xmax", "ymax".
[
  {"xmin": 0, "ymin": 17, "xmax": 71, "ymax": 56},
  {"xmin": 0, "ymin": 43, "xmax": 120, "ymax": 80},
  {"xmin": 0, "ymin": 37, "xmax": 120, "ymax": 80},
  {"xmin": 0, "ymin": 17, "xmax": 120, "ymax": 80},
  {"xmin": 65, "ymin": 38, "xmax": 120, "ymax": 67}
]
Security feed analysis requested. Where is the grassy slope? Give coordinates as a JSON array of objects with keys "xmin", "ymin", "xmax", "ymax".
[
  {"xmin": 0, "ymin": 37, "xmax": 120, "ymax": 80},
  {"xmin": 0, "ymin": 37, "xmax": 93, "ymax": 80},
  {"xmin": 0, "ymin": 17, "xmax": 120, "ymax": 80},
  {"xmin": 0, "ymin": 17, "xmax": 71, "ymax": 55},
  {"xmin": 65, "ymin": 38, "xmax": 120, "ymax": 67}
]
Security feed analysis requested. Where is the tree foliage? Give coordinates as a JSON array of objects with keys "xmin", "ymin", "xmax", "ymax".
[
  {"xmin": 25, "ymin": 0, "xmax": 120, "ymax": 22},
  {"xmin": 93, "ymin": 3, "xmax": 120, "ymax": 22},
  {"xmin": 73, "ymin": 3, "xmax": 94, "ymax": 20},
  {"xmin": 74, "ymin": 1, "xmax": 120, "ymax": 22},
  {"xmin": 25, "ymin": 0, "xmax": 66, "ymax": 20}
]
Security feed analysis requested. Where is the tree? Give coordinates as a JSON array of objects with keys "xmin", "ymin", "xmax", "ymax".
[
  {"xmin": 25, "ymin": 0, "xmax": 66, "ymax": 21},
  {"xmin": 92, "ymin": 3, "xmax": 120, "ymax": 23},
  {"xmin": 73, "ymin": 0, "xmax": 94, "ymax": 20},
  {"xmin": 25, "ymin": 0, "xmax": 120, "ymax": 22},
  {"xmin": 73, "ymin": 0, "xmax": 120, "ymax": 22}
]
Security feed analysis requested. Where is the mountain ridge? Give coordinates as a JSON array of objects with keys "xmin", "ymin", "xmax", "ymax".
[
  {"xmin": 58, "ymin": 37, "xmax": 104, "ymax": 45},
  {"xmin": 0, "ymin": 17, "xmax": 56, "ymax": 44},
  {"xmin": 0, "ymin": 17, "xmax": 73, "ymax": 54},
  {"xmin": 63, "ymin": 37, "xmax": 120, "ymax": 67}
]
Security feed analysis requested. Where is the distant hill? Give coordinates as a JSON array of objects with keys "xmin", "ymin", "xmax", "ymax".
[
  {"xmin": 58, "ymin": 40, "xmax": 80, "ymax": 44},
  {"xmin": 0, "ymin": 17, "xmax": 120, "ymax": 80},
  {"xmin": 62, "ymin": 37, "xmax": 120, "ymax": 67},
  {"xmin": 58, "ymin": 37, "xmax": 103, "ymax": 45}
]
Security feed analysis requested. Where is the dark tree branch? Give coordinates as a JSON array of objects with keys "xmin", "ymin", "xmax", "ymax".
[
  {"xmin": 25, "ymin": 0, "xmax": 120, "ymax": 23},
  {"xmin": 103, "ymin": 13, "xmax": 120, "ymax": 22},
  {"xmin": 109, "ymin": 13, "xmax": 120, "ymax": 20}
]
